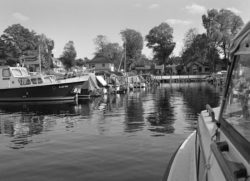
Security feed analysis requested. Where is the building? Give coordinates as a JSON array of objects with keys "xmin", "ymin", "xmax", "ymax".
[
  {"xmin": 86, "ymin": 56, "xmax": 114, "ymax": 72},
  {"xmin": 134, "ymin": 64, "xmax": 164, "ymax": 75},
  {"xmin": 52, "ymin": 57, "xmax": 65, "ymax": 74},
  {"xmin": 134, "ymin": 65, "xmax": 151, "ymax": 74},
  {"xmin": 184, "ymin": 61, "xmax": 210, "ymax": 74}
]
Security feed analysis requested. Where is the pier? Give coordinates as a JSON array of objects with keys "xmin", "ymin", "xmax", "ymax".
[{"xmin": 153, "ymin": 75, "xmax": 207, "ymax": 83}]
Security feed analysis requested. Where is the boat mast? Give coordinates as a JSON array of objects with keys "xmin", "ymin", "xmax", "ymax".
[
  {"xmin": 124, "ymin": 40, "xmax": 126, "ymax": 73},
  {"xmin": 38, "ymin": 44, "xmax": 42, "ymax": 73}
]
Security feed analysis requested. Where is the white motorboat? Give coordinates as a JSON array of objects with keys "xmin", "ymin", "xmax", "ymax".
[
  {"xmin": 163, "ymin": 22, "xmax": 250, "ymax": 181},
  {"xmin": 0, "ymin": 66, "xmax": 86, "ymax": 102}
]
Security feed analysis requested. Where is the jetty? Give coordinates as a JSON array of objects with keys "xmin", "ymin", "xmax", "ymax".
[{"xmin": 153, "ymin": 75, "xmax": 207, "ymax": 83}]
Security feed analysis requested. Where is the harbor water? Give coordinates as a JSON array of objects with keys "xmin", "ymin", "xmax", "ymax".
[{"xmin": 0, "ymin": 82, "xmax": 221, "ymax": 181}]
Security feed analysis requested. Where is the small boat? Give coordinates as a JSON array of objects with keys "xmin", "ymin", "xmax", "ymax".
[
  {"xmin": 0, "ymin": 66, "xmax": 86, "ymax": 102},
  {"xmin": 163, "ymin": 22, "xmax": 250, "ymax": 180}
]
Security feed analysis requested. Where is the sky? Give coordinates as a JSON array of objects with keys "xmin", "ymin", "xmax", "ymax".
[{"xmin": 0, "ymin": 0, "xmax": 249, "ymax": 59}]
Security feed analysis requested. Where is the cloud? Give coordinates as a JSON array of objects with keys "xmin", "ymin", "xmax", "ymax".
[
  {"xmin": 166, "ymin": 19, "xmax": 192, "ymax": 25},
  {"xmin": 226, "ymin": 7, "xmax": 241, "ymax": 15},
  {"xmin": 12, "ymin": 12, "xmax": 30, "ymax": 21},
  {"xmin": 185, "ymin": 4, "xmax": 206, "ymax": 14},
  {"xmin": 149, "ymin": 3, "xmax": 159, "ymax": 9}
]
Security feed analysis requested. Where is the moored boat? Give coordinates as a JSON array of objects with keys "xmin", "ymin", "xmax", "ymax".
[
  {"xmin": 163, "ymin": 22, "xmax": 250, "ymax": 181},
  {"xmin": 0, "ymin": 66, "xmax": 86, "ymax": 102}
]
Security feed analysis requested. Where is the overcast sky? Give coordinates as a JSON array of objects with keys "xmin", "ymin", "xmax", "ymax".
[{"xmin": 0, "ymin": 0, "xmax": 249, "ymax": 59}]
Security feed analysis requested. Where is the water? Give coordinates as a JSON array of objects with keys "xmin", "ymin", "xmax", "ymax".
[{"xmin": 0, "ymin": 83, "xmax": 221, "ymax": 181}]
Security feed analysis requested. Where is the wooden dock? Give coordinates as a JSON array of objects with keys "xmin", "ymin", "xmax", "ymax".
[{"xmin": 153, "ymin": 75, "xmax": 207, "ymax": 83}]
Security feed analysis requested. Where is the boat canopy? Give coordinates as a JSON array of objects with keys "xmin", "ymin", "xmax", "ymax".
[{"xmin": 96, "ymin": 75, "xmax": 107, "ymax": 87}]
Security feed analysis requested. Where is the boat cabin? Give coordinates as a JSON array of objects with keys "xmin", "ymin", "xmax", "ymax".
[{"xmin": 0, "ymin": 66, "xmax": 56, "ymax": 89}]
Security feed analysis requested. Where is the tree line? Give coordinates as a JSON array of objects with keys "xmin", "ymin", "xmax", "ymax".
[{"xmin": 0, "ymin": 8, "xmax": 244, "ymax": 73}]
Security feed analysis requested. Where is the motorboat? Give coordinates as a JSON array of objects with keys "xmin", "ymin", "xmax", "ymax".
[
  {"xmin": 0, "ymin": 66, "xmax": 86, "ymax": 102},
  {"xmin": 163, "ymin": 22, "xmax": 250, "ymax": 180}
]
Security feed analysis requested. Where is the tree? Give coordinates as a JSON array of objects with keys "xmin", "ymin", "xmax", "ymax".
[
  {"xmin": 93, "ymin": 35, "xmax": 123, "ymax": 70},
  {"xmin": 0, "ymin": 24, "xmax": 55, "ymax": 69},
  {"xmin": 103, "ymin": 43, "xmax": 123, "ymax": 69},
  {"xmin": 183, "ymin": 28, "xmax": 198, "ymax": 52},
  {"xmin": 215, "ymin": 9, "xmax": 243, "ymax": 59},
  {"xmin": 182, "ymin": 34, "xmax": 208, "ymax": 63},
  {"xmin": 146, "ymin": 22, "xmax": 175, "ymax": 65},
  {"xmin": 133, "ymin": 54, "xmax": 152, "ymax": 67},
  {"xmin": 181, "ymin": 33, "xmax": 220, "ymax": 72},
  {"xmin": 75, "ymin": 58, "xmax": 86, "ymax": 67},
  {"xmin": 60, "ymin": 41, "xmax": 77, "ymax": 70},
  {"xmin": 202, "ymin": 8, "xmax": 244, "ymax": 68},
  {"xmin": 38, "ymin": 34, "xmax": 54, "ymax": 70},
  {"xmin": 120, "ymin": 29, "xmax": 143, "ymax": 71},
  {"xmin": 93, "ymin": 35, "xmax": 108, "ymax": 54},
  {"xmin": 0, "ymin": 24, "xmax": 37, "ymax": 65}
]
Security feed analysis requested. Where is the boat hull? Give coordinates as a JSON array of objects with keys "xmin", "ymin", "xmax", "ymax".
[
  {"xmin": 162, "ymin": 131, "xmax": 197, "ymax": 181},
  {"xmin": 0, "ymin": 82, "xmax": 83, "ymax": 102}
]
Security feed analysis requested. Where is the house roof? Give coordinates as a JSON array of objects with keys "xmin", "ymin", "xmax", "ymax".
[
  {"xmin": 87, "ymin": 56, "xmax": 113, "ymax": 64},
  {"xmin": 185, "ymin": 61, "xmax": 209, "ymax": 67}
]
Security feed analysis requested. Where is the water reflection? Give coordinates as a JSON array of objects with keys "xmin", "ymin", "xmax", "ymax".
[
  {"xmin": 0, "ymin": 83, "xmax": 222, "ymax": 181},
  {"xmin": 125, "ymin": 92, "xmax": 145, "ymax": 132},
  {"xmin": 0, "ymin": 83, "xmax": 222, "ymax": 150},
  {"xmin": 147, "ymin": 88, "xmax": 175, "ymax": 134},
  {"xmin": 0, "ymin": 100, "xmax": 94, "ymax": 149}
]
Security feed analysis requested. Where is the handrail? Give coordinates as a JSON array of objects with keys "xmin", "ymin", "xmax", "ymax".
[
  {"xmin": 220, "ymin": 118, "xmax": 250, "ymax": 163},
  {"xmin": 210, "ymin": 142, "xmax": 238, "ymax": 181},
  {"xmin": 206, "ymin": 104, "xmax": 216, "ymax": 122}
]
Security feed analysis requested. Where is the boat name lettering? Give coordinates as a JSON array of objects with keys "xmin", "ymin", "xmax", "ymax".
[{"xmin": 59, "ymin": 85, "xmax": 68, "ymax": 88}]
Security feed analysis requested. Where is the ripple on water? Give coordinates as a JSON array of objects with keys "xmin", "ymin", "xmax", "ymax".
[{"xmin": 0, "ymin": 83, "xmax": 221, "ymax": 181}]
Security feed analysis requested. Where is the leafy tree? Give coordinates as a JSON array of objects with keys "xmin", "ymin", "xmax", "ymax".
[
  {"xmin": 38, "ymin": 34, "xmax": 54, "ymax": 70},
  {"xmin": 181, "ymin": 33, "xmax": 220, "ymax": 72},
  {"xmin": 120, "ymin": 29, "xmax": 143, "ymax": 71},
  {"xmin": 146, "ymin": 22, "xmax": 175, "ymax": 65},
  {"xmin": 93, "ymin": 35, "xmax": 123, "ymax": 70},
  {"xmin": 182, "ymin": 34, "xmax": 209, "ymax": 62},
  {"xmin": 133, "ymin": 54, "xmax": 152, "ymax": 67},
  {"xmin": 59, "ymin": 41, "xmax": 77, "ymax": 70},
  {"xmin": 0, "ymin": 24, "xmax": 37, "ymax": 65},
  {"xmin": 94, "ymin": 35, "xmax": 108, "ymax": 54},
  {"xmin": 183, "ymin": 28, "xmax": 198, "ymax": 52},
  {"xmin": 0, "ymin": 24, "xmax": 55, "ymax": 69},
  {"xmin": 75, "ymin": 58, "xmax": 86, "ymax": 67},
  {"xmin": 202, "ymin": 8, "xmax": 244, "ymax": 68}
]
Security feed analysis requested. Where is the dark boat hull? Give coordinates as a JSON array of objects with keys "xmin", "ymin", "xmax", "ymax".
[{"xmin": 0, "ymin": 81, "xmax": 83, "ymax": 102}]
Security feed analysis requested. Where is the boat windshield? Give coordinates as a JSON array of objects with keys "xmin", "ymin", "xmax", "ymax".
[
  {"xmin": 20, "ymin": 68, "xmax": 29, "ymax": 77},
  {"xmin": 223, "ymin": 54, "xmax": 250, "ymax": 141},
  {"xmin": 11, "ymin": 68, "xmax": 23, "ymax": 77},
  {"xmin": 10, "ymin": 67, "xmax": 29, "ymax": 77}
]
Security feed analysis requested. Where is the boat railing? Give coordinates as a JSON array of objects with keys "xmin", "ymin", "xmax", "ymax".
[
  {"xmin": 210, "ymin": 142, "xmax": 247, "ymax": 181},
  {"xmin": 206, "ymin": 104, "xmax": 216, "ymax": 122}
]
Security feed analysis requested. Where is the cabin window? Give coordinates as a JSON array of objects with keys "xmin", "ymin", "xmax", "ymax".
[
  {"xmin": 31, "ymin": 78, "xmax": 43, "ymax": 84},
  {"xmin": 43, "ymin": 77, "xmax": 52, "ymax": 83},
  {"xmin": 11, "ymin": 69, "xmax": 23, "ymax": 77},
  {"xmin": 20, "ymin": 68, "xmax": 29, "ymax": 76},
  {"xmin": 2, "ymin": 69, "xmax": 11, "ymax": 77},
  {"xmin": 18, "ymin": 78, "xmax": 31, "ymax": 85},
  {"xmin": 222, "ymin": 55, "xmax": 250, "ymax": 141}
]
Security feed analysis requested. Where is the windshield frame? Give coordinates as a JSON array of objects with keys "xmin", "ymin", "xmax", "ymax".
[{"xmin": 218, "ymin": 54, "xmax": 250, "ymax": 162}]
